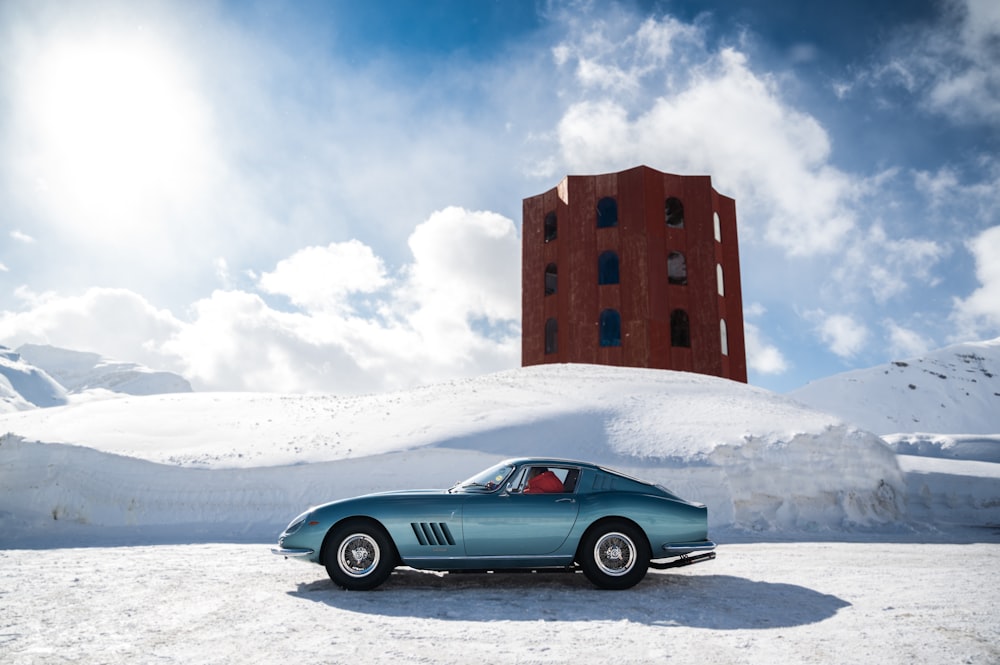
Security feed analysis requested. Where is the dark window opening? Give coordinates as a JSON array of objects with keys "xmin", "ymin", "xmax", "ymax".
[
  {"xmin": 598, "ymin": 251, "xmax": 619, "ymax": 285},
  {"xmin": 668, "ymin": 251, "xmax": 687, "ymax": 285},
  {"xmin": 665, "ymin": 197, "xmax": 685, "ymax": 228},
  {"xmin": 671, "ymin": 309, "xmax": 691, "ymax": 347},
  {"xmin": 545, "ymin": 263, "xmax": 557, "ymax": 296},
  {"xmin": 544, "ymin": 212, "xmax": 557, "ymax": 243},
  {"xmin": 545, "ymin": 318, "xmax": 558, "ymax": 354},
  {"xmin": 599, "ymin": 309, "xmax": 622, "ymax": 347},
  {"xmin": 597, "ymin": 197, "xmax": 618, "ymax": 228}
]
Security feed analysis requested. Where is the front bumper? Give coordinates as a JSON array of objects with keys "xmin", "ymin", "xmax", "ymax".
[{"xmin": 271, "ymin": 547, "xmax": 314, "ymax": 558}]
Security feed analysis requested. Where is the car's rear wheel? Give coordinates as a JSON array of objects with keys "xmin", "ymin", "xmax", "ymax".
[
  {"xmin": 323, "ymin": 520, "xmax": 397, "ymax": 590},
  {"xmin": 578, "ymin": 520, "xmax": 650, "ymax": 590}
]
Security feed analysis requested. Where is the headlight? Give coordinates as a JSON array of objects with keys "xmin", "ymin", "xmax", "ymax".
[{"xmin": 283, "ymin": 514, "xmax": 309, "ymax": 536}]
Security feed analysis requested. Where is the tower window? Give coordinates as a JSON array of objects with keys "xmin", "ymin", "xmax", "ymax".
[
  {"xmin": 545, "ymin": 263, "xmax": 557, "ymax": 296},
  {"xmin": 665, "ymin": 197, "xmax": 685, "ymax": 228},
  {"xmin": 598, "ymin": 251, "xmax": 620, "ymax": 285},
  {"xmin": 668, "ymin": 251, "xmax": 687, "ymax": 285},
  {"xmin": 545, "ymin": 318, "xmax": 558, "ymax": 354},
  {"xmin": 671, "ymin": 309, "xmax": 691, "ymax": 348},
  {"xmin": 597, "ymin": 197, "xmax": 618, "ymax": 228},
  {"xmin": 713, "ymin": 212, "xmax": 722, "ymax": 242},
  {"xmin": 721, "ymin": 319, "xmax": 729, "ymax": 356},
  {"xmin": 544, "ymin": 211, "xmax": 557, "ymax": 243},
  {"xmin": 599, "ymin": 309, "xmax": 622, "ymax": 347},
  {"xmin": 717, "ymin": 264, "xmax": 725, "ymax": 296}
]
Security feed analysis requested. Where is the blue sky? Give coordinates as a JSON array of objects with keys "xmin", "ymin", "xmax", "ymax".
[{"xmin": 1, "ymin": 0, "xmax": 998, "ymax": 394}]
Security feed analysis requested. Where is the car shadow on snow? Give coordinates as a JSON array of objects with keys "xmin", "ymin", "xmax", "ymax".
[{"xmin": 287, "ymin": 569, "xmax": 849, "ymax": 630}]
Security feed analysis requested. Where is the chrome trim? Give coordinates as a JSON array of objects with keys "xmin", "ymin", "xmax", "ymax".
[
  {"xmin": 660, "ymin": 541, "xmax": 717, "ymax": 556},
  {"xmin": 271, "ymin": 547, "xmax": 315, "ymax": 557},
  {"xmin": 402, "ymin": 553, "xmax": 571, "ymax": 563}
]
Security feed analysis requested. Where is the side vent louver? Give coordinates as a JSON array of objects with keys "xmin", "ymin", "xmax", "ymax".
[{"xmin": 411, "ymin": 522, "xmax": 456, "ymax": 546}]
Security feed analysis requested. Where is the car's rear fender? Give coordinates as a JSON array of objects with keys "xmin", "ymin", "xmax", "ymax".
[
  {"xmin": 570, "ymin": 493, "xmax": 708, "ymax": 550},
  {"xmin": 574, "ymin": 516, "xmax": 653, "ymax": 563}
]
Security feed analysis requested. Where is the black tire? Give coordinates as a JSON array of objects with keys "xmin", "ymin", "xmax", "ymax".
[
  {"xmin": 323, "ymin": 520, "xmax": 397, "ymax": 590},
  {"xmin": 578, "ymin": 520, "xmax": 650, "ymax": 590}
]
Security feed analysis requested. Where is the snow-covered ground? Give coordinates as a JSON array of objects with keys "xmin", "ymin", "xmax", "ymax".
[
  {"xmin": 3, "ymin": 542, "xmax": 996, "ymax": 664},
  {"xmin": 1, "ymin": 363, "xmax": 998, "ymax": 664}
]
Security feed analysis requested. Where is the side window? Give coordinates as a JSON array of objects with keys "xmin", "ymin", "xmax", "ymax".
[{"xmin": 518, "ymin": 466, "xmax": 577, "ymax": 493}]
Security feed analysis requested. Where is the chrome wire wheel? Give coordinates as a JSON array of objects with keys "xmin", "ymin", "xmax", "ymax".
[
  {"xmin": 337, "ymin": 533, "xmax": 381, "ymax": 578},
  {"xmin": 593, "ymin": 531, "xmax": 636, "ymax": 577},
  {"xmin": 579, "ymin": 520, "xmax": 650, "ymax": 589},
  {"xmin": 323, "ymin": 520, "xmax": 397, "ymax": 590}
]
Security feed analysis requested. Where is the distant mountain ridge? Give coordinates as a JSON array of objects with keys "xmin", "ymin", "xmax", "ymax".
[
  {"xmin": 0, "ymin": 347, "xmax": 68, "ymax": 411},
  {"xmin": 1, "ymin": 344, "xmax": 191, "ymax": 413},
  {"xmin": 789, "ymin": 338, "xmax": 1000, "ymax": 435}
]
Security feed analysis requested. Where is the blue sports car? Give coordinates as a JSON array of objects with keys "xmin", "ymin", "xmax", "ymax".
[{"xmin": 272, "ymin": 458, "xmax": 716, "ymax": 590}]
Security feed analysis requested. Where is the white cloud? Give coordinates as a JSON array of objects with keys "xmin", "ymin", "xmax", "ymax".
[
  {"xmin": 835, "ymin": 224, "xmax": 948, "ymax": 304},
  {"xmin": 259, "ymin": 241, "xmax": 390, "ymax": 313},
  {"xmin": 883, "ymin": 320, "xmax": 933, "ymax": 359},
  {"xmin": 550, "ymin": 19, "xmax": 860, "ymax": 256},
  {"xmin": 0, "ymin": 287, "xmax": 183, "ymax": 369},
  {"xmin": 167, "ymin": 208, "xmax": 522, "ymax": 391},
  {"xmin": 744, "ymin": 322, "xmax": 788, "ymax": 375},
  {"xmin": 10, "ymin": 230, "xmax": 34, "ymax": 243},
  {"xmin": 0, "ymin": 208, "xmax": 522, "ymax": 394},
  {"xmin": 812, "ymin": 312, "xmax": 870, "ymax": 359},
  {"xmin": 846, "ymin": 0, "xmax": 1000, "ymax": 127},
  {"xmin": 951, "ymin": 225, "xmax": 1000, "ymax": 339},
  {"xmin": 398, "ymin": 206, "xmax": 522, "ymax": 333}
]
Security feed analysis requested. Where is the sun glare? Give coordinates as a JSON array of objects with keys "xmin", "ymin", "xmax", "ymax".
[{"xmin": 24, "ymin": 31, "xmax": 213, "ymax": 238}]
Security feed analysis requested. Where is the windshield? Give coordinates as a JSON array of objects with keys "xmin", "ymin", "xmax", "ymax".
[{"xmin": 452, "ymin": 462, "xmax": 515, "ymax": 492}]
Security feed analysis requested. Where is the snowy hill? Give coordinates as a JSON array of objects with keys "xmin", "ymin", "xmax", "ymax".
[
  {"xmin": 789, "ymin": 337, "xmax": 1000, "ymax": 436},
  {"xmin": 2, "ymin": 363, "xmax": 997, "ymax": 549},
  {"xmin": 16, "ymin": 344, "xmax": 192, "ymax": 397},
  {"xmin": 0, "ymin": 346, "xmax": 68, "ymax": 412}
]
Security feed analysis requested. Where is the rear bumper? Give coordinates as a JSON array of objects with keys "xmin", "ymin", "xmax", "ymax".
[{"xmin": 660, "ymin": 540, "xmax": 716, "ymax": 556}]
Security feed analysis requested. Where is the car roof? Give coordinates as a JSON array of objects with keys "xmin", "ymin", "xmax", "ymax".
[
  {"xmin": 501, "ymin": 458, "xmax": 661, "ymax": 487},
  {"xmin": 501, "ymin": 458, "xmax": 603, "ymax": 471}
]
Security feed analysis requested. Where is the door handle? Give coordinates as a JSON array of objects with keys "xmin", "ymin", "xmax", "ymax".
[{"xmin": 556, "ymin": 498, "xmax": 576, "ymax": 503}]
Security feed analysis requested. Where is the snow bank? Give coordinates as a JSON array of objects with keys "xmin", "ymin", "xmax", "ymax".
[
  {"xmin": 0, "ymin": 365, "xmax": 915, "ymax": 546},
  {"xmin": 882, "ymin": 432, "xmax": 1000, "ymax": 463}
]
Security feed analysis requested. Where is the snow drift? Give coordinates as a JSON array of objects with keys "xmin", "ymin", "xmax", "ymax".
[{"xmin": 0, "ymin": 364, "xmax": 908, "ymax": 547}]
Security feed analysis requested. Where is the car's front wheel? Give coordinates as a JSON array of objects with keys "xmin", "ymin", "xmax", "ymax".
[
  {"xmin": 323, "ymin": 520, "xmax": 397, "ymax": 590},
  {"xmin": 578, "ymin": 520, "xmax": 650, "ymax": 590}
]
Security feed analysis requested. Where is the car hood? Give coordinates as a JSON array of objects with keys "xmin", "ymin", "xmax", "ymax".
[{"xmin": 309, "ymin": 488, "xmax": 450, "ymax": 511}]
